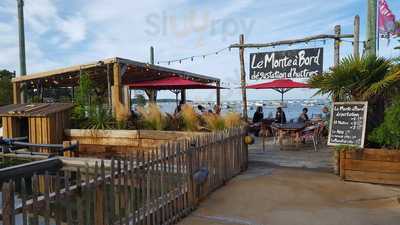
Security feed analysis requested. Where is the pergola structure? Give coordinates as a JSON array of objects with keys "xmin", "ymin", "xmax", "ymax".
[{"xmin": 12, "ymin": 57, "xmax": 221, "ymax": 121}]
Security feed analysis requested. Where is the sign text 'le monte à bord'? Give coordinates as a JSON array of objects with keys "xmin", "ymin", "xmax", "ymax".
[{"xmin": 249, "ymin": 48, "xmax": 323, "ymax": 80}]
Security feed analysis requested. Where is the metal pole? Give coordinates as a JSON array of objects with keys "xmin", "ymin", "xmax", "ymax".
[
  {"xmin": 239, "ymin": 34, "xmax": 248, "ymax": 120},
  {"xmin": 17, "ymin": 0, "xmax": 27, "ymax": 103},
  {"xmin": 367, "ymin": 0, "xmax": 377, "ymax": 56},
  {"xmin": 354, "ymin": 15, "xmax": 360, "ymax": 59},
  {"xmin": 17, "ymin": 0, "xmax": 26, "ymax": 76}
]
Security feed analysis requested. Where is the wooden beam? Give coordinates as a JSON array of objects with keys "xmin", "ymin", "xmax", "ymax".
[
  {"xmin": 12, "ymin": 82, "xmax": 20, "ymax": 104},
  {"xmin": 112, "ymin": 63, "xmax": 131, "ymax": 122},
  {"xmin": 239, "ymin": 34, "xmax": 248, "ymax": 120},
  {"xmin": 354, "ymin": 15, "xmax": 360, "ymax": 59},
  {"xmin": 112, "ymin": 63, "xmax": 122, "ymax": 121},
  {"xmin": 107, "ymin": 64, "xmax": 112, "ymax": 108},
  {"xmin": 12, "ymin": 57, "xmax": 118, "ymax": 83},
  {"xmin": 334, "ymin": 25, "xmax": 341, "ymax": 66},
  {"xmin": 181, "ymin": 89, "xmax": 186, "ymax": 103},
  {"xmin": 230, "ymin": 34, "xmax": 354, "ymax": 49},
  {"xmin": 216, "ymin": 81, "xmax": 221, "ymax": 107}
]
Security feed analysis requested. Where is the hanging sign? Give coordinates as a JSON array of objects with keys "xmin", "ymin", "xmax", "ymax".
[
  {"xmin": 249, "ymin": 48, "xmax": 323, "ymax": 80},
  {"xmin": 328, "ymin": 101, "xmax": 368, "ymax": 148}
]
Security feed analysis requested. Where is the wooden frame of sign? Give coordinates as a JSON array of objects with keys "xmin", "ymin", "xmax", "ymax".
[{"xmin": 328, "ymin": 101, "xmax": 368, "ymax": 148}]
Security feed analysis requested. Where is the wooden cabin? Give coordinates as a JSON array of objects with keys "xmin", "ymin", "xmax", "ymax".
[{"xmin": 0, "ymin": 103, "xmax": 74, "ymax": 147}]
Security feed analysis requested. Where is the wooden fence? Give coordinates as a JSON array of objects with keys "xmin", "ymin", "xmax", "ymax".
[{"xmin": 1, "ymin": 128, "xmax": 248, "ymax": 225}]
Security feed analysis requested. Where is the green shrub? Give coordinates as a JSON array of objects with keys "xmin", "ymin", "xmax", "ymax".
[
  {"xmin": 369, "ymin": 97, "xmax": 400, "ymax": 149},
  {"xmin": 87, "ymin": 106, "xmax": 113, "ymax": 130}
]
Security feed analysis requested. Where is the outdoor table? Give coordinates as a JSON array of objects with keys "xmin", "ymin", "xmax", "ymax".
[{"xmin": 272, "ymin": 122, "xmax": 306, "ymax": 149}]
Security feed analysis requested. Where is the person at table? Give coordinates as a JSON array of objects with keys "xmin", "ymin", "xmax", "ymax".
[
  {"xmin": 274, "ymin": 107, "xmax": 287, "ymax": 124},
  {"xmin": 252, "ymin": 106, "xmax": 264, "ymax": 123},
  {"xmin": 297, "ymin": 108, "xmax": 310, "ymax": 123},
  {"xmin": 197, "ymin": 105, "xmax": 206, "ymax": 114}
]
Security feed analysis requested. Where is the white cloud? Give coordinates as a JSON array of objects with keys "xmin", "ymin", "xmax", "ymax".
[
  {"xmin": 0, "ymin": 0, "xmax": 399, "ymax": 100},
  {"xmin": 57, "ymin": 16, "xmax": 87, "ymax": 48}
]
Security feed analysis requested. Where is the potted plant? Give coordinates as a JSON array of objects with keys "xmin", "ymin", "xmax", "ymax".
[{"xmin": 309, "ymin": 55, "xmax": 400, "ymax": 185}]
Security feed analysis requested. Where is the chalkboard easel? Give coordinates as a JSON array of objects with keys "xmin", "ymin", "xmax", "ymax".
[{"xmin": 328, "ymin": 101, "xmax": 368, "ymax": 148}]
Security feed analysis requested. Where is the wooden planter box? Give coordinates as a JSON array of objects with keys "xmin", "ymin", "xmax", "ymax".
[
  {"xmin": 339, "ymin": 148, "xmax": 400, "ymax": 185},
  {"xmin": 64, "ymin": 129, "xmax": 202, "ymax": 158}
]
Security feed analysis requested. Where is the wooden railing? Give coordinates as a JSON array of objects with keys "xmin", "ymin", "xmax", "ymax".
[{"xmin": 0, "ymin": 128, "xmax": 248, "ymax": 225}]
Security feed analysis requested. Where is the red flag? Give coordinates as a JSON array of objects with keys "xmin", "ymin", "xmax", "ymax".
[{"xmin": 378, "ymin": 0, "xmax": 397, "ymax": 35}]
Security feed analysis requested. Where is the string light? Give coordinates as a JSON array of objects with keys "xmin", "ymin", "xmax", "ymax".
[
  {"xmin": 157, "ymin": 46, "xmax": 230, "ymax": 65},
  {"xmin": 157, "ymin": 38, "xmax": 360, "ymax": 65}
]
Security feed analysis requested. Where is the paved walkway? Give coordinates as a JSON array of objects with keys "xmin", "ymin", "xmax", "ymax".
[
  {"xmin": 178, "ymin": 138, "xmax": 400, "ymax": 225},
  {"xmin": 248, "ymin": 137, "xmax": 334, "ymax": 170}
]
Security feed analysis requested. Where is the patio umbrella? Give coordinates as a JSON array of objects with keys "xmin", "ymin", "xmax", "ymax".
[
  {"xmin": 128, "ymin": 76, "xmax": 222, "ymax": 90},
  {"xmin": 246, "ymin": 79, "xmax": 309, "ymax": 103},
  {"xmin": 128, "ymin": 76, "xmax": 224, "ymax": 105}
]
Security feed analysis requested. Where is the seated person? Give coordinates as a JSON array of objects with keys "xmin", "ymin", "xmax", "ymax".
[
  {"xmin": 197, "ymin": 105, "xmax": 206, "ymax": 114},
  {"xmin": 252, "ymin": 106, "xmax": 264, "ymax": 123},
  {"xmin": 274, "ymin": 107, "xmax": 287, "ymax": 124},
  {"xmin": 297, "ymin": 108, "xmax": 310, "ymax": 123}
]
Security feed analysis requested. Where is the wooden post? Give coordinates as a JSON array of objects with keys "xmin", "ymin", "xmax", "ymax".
[
  {"xmin": 216, "ymin": 81, "xmax": 221, "ymax": 107},
  {"xmin": 239, "ymin": 34, "xmax": 248, "ymax": 120},
  {"xmin": 107, "ymin": 64, "xmax": 112, "ymax": 109},
  {"xmin": 123, "ymin": 85, "xmax": 131, "ymax": 110},
  {"xmin": 2, "ymin": 182, "xmax": 15, "ymax": 225},
  {"xmin": 13, "ymin": 82, "xmax": 21, "ymax": 104},
  {"xmin": 146, "ymin": 46, "xmax": 158, "ymax": 103},
  {"xmin": 334, "ymin": 25, "xmax": 341, "ymax": 66},
  {"xmin": 181, "ymin": 89, "xmax": 186, "ymax": 103},
  {"xmin": 367, "ymin": 0, "xmax": 377, "ymax": 56},
  {"xmin": 112, "ymin": 62, "xmax": 128, "ymax": 122},
  {"xmin": 354, "ymin": 15, "xmax": 360, "ymax": 59}
]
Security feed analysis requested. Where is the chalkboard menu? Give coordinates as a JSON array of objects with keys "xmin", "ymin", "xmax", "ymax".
[
  {"xmin": 249, "ymin": 48, "xmax": 323, "ymax": 80},
  {"xmin": 328, "ymin": 102, "xmax": 368, "ymax": 148}
]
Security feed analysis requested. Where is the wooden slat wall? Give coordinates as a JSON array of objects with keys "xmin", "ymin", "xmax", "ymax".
[
  {"xmin": 2, "ymin": 117, "xmax": 21, "ymax": 138},
  {"xmin": 0, "ymin": 128, "xmax": 248, "ymax": 225},
  {"xmin": 25, "ymin": 110, "xmax": 71, "ymax": 153}
]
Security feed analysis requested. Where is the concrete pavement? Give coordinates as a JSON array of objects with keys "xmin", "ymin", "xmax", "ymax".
[{"xmin": 178, "ymin": 155, "xmax": 400, "ymax": 225}]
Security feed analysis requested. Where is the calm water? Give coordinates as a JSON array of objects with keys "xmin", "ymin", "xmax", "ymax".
[{"xmin": 141, "ymin": 99, "xmax": 330, "ymax": 121}]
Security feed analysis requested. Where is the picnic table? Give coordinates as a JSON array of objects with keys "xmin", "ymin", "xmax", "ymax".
[{"xmin": 271, "ymin": 122, "xmax": 306, "ymax": 149}]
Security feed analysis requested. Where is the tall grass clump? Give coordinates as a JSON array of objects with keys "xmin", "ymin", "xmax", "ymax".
[
  {"xmin": 180, "ymin": 104, "xmax": 199, "ymax": 131},
  {"xmin": 87, "ymin": 106, "xmax": 113, "ymax": 129},
  {"xmin": 223, "ymin": 112, "xmax": 243, "ymax": 128},
  {"xmin": 137, "ymin": 103, "xmax": 166, "ymax": 130},
  {"xmin": 203, "ymin": 113, "xmax": 225, "ymax": 131}
]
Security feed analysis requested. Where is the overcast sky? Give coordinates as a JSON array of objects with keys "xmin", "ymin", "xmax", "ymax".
[{"xmin": 1, "ymin": 0, "xmax": 400, "ymax": 101}]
